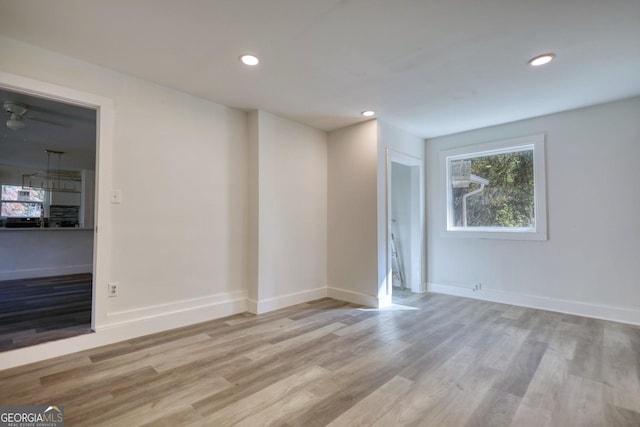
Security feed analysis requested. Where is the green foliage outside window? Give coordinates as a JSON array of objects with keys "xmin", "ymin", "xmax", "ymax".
[{"xmin": 451, "ymin": 149, "xmax": 535, "ymax": 228}]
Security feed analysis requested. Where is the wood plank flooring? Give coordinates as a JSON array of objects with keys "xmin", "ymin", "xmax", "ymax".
[
  {"xmin": 0, "ymin": 274, "xmax": 92, "ymax": 351},
  {"xmin": 1, "ymin": 290, "xmax": 639, "ymax": 426}
]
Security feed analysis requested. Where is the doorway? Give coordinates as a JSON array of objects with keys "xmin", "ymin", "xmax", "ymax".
[
  {"xmin": 0, "ymin": 87, "xmax": 97, "ymax": 351},
  {"xmin": 387, "ymin": 150, "xmax": 424, "ymax": 304}
]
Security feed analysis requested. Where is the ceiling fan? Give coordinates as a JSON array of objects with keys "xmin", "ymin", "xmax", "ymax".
[{"xmin": 4, "ymin": 101, "xmax": 72, "ymax": 131}]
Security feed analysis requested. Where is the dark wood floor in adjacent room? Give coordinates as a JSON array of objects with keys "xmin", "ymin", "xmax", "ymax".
[
  {"xmin": 0, "ymin": 273, "xmax": 92, "ymax": 352},
  {"xmin": 1, "ymin": 290, "xmax": 639, "ymax": 426}
]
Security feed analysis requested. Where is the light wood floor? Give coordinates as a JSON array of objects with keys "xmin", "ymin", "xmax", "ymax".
[{"xmin": 1, "ymin": 291, "xmax": 639, "ymax": 426}]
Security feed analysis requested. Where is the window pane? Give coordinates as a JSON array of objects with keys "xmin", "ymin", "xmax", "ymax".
[
  {"xmin": 1, "ymin": 202, "xmax": 42, "ymax": 218},
  {"xmin": 449, "ymin": 149, "xmax": 534, "ymax": 228},
  {"xmin": 1, "ymin": 185, "xmax": 45, "ymax": 202}
]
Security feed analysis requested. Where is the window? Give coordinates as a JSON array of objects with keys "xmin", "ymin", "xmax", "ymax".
[
  {"xmin": 441, "ymin": 134, "xmax": 547, "ymax": 240},
  {"xmin": 1, "ymin": 185, "xmax": 46, "ymax": 218}
]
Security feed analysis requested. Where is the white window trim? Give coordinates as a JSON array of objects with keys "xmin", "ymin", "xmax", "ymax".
[{"xmin": 440, "ymin": 134, "xmax": 547, "ymax": 241}]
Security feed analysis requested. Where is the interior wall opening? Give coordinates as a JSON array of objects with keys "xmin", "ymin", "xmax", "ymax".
[
  {"xmin": 388, "ymin": 153, "xmax": 424, "ymax": 304},
  {"xmin": 0, "ymin": 86, "xmax": 97, "ymax": 352}
]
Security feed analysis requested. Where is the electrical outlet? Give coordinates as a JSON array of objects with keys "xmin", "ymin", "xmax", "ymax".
[{"xmin": 108, "ymin": 281, "xmax": 119, "ymax": 297}]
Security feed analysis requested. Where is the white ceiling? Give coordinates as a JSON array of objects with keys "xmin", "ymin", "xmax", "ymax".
[{"xmin": 0, "ymin": 0, "xmax": 638, "ymax": 138}]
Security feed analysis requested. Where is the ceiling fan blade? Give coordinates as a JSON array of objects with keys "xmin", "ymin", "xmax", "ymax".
[
  {"xmin": 27, "ymin": 115, "xmax": 72, "ymax": 128},
  {"xmin": 27, "ymin": 104, "xmax": 94, "ymax": 123}
]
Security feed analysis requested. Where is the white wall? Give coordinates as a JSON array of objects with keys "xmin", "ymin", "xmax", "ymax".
[
  {"xmin": 0, "ymin": 35, "xmax": 250, "ymax": 367},
  {"xmin": 249, "ymin": 110, "xmax": 327, "ymax": 312},
  {"xmin": 327, "ymin": 120, "xmax": 378, "ymax": 304},
  {"xmin": 378, "ymin": 120, "xmax": 426, "ymax": 160},
  {"xmin": 427, "ymin": 97, "xmax": 640, "ymax": 324},
  {"xmin": 105, "ymin": 76, "xmax": 248, "ymax": 314}
]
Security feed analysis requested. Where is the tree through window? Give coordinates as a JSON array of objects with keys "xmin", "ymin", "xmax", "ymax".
[
  {"xmin": 442, "ymin": 134, "xmax": 547, "ymax": 240},
  {"xmin": 1, "ymin": 185, "xmax": 45, "ymax": 217}
]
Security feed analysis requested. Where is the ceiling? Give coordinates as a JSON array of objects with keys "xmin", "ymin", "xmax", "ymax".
[
  {"xmin": 0, "ymin": 88, "xmax": 96, "ymax": 171},
  {"xmin": 0, "ymin": 0, "xmax": 638, "ymax": 138}
]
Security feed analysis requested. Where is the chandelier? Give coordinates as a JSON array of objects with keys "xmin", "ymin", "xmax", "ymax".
[{"xmin": 21, "ymin": 149, "xmax": 81, "ymax": 193}]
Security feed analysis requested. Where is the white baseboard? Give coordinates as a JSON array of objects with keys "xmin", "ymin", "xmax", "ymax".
[
  {"xmin": 428, "ymin": 282, "xmax": 640, "ymax": 326},
  {"xmin": 248, "ymin": 287, "xmax": 327, "ymax": 314},
  {"xmin": 105, "ymin": 290, "xmax": 247, "ymax": 326},
  {"xmin": 0, "ymin": 290, "xmax": 248, "ymax": 370},
  {"xmin": 247, "ymin": 298, "xmax": 258, "ymax": 314},
  {"xmin": 0, "ymin": 264, "xmax": 93, "ymax": 281},
  {"xmin": 327, "ymin": 286, "xmax": 378, "ymax": 308},
  {"xmin": 2, "ymin": 283, "xmax": 445, "ymax": 370}
]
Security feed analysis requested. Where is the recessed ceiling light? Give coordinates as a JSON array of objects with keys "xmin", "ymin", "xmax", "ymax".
[
  {"xmin": 361, "ymin": 110, "xmax": 375, "ymax": 117},
  {"xmin": 528, "ymin": 53, "xmax": 555, "ymax": 67},
  {"xmin": 240, "ymin": 54, "xmax": 259, "ymax": 66}
]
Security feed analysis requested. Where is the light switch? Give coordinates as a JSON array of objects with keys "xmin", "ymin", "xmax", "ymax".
[{"xmin": 111, "ymin": 189, "xmax": 122, "ymax": 204}]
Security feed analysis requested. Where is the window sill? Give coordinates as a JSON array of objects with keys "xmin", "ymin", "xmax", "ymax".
[{"xmin": 443, "ymin": 228, "xmax": 547, "ymax": 241}]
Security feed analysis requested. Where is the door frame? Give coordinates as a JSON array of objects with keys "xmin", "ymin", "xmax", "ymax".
[
  {"xmin": 386, "ymin": 148, "xmax": 425, "ymax": 299},
  {"xmin": 0, "ymin": 71, "xmax": 114, "ymax": 331}
]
